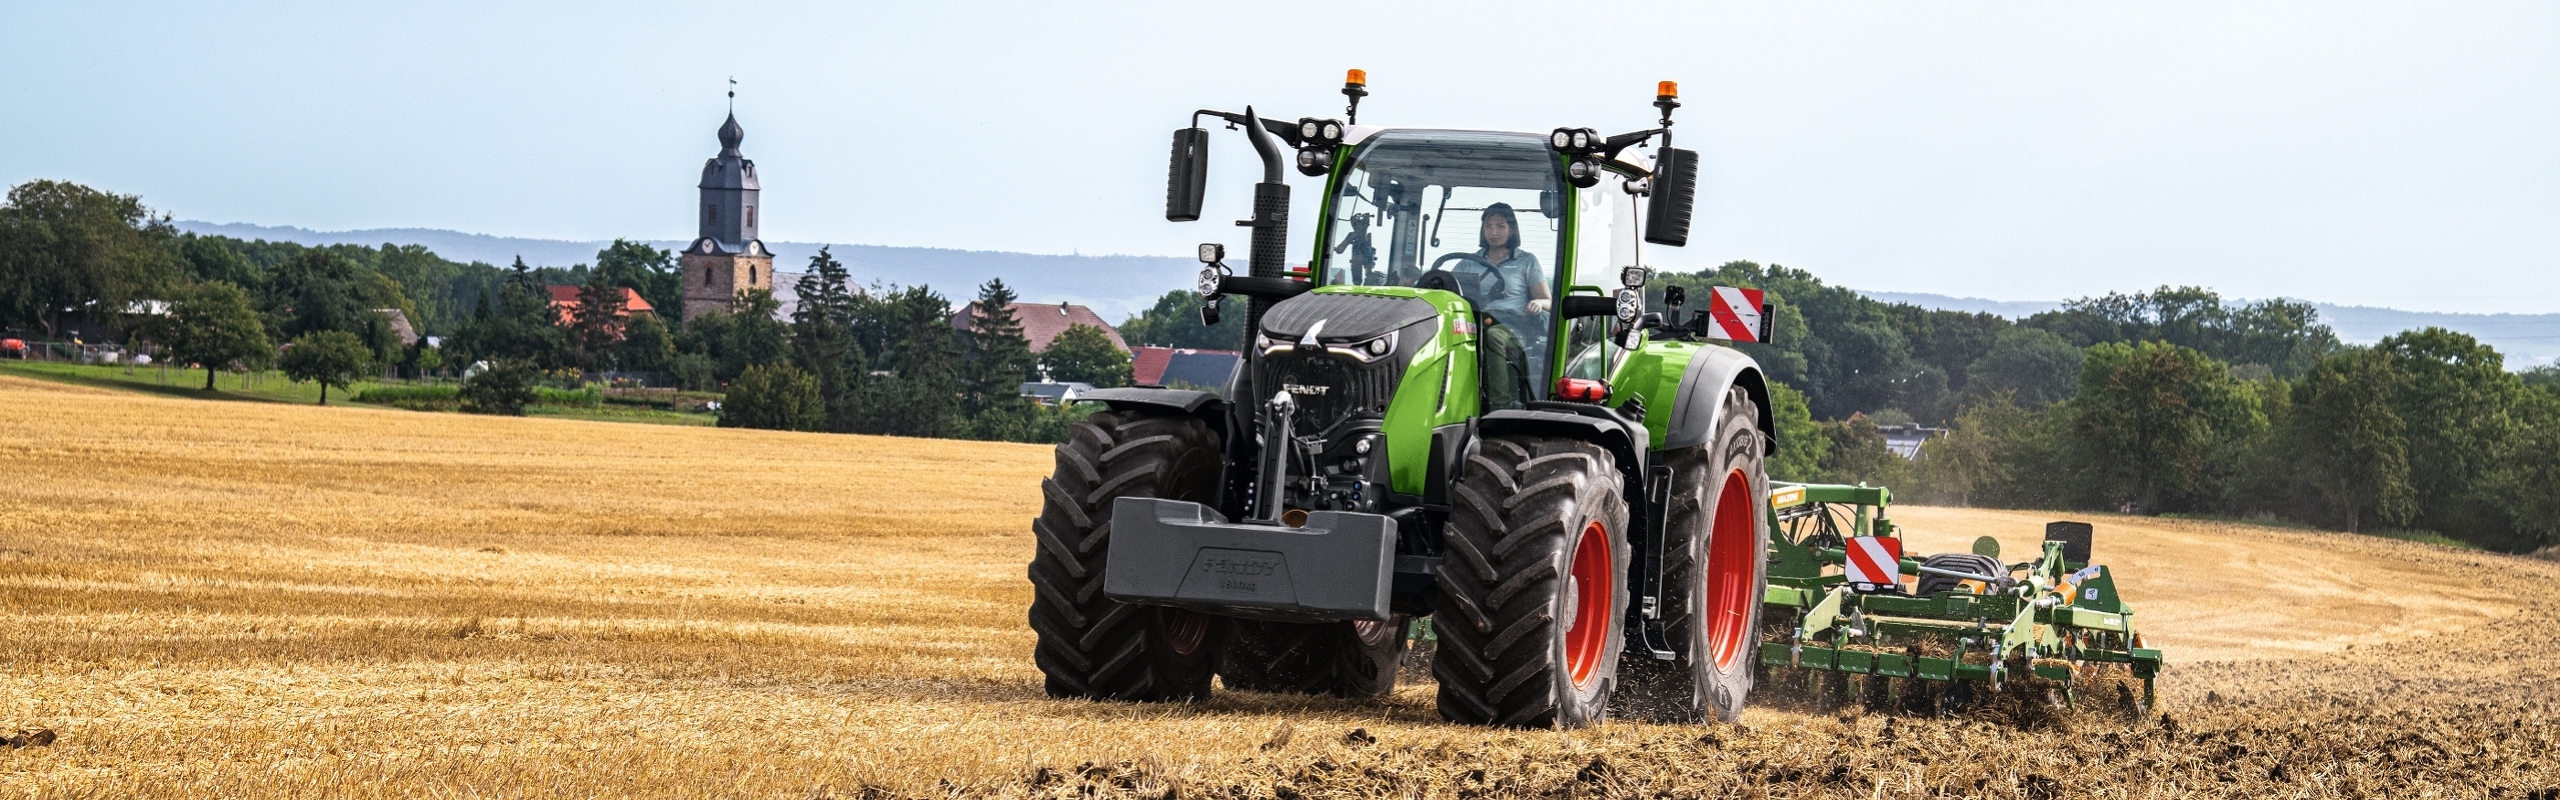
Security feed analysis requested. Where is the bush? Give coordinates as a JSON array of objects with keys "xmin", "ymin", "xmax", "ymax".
[
  {"xmin": 719, "ymin": 364, "xmax": 824, "ymax": 431},
  {"xmin": 355, "ymin": 384, "xmax": 460, "ymax": 410},
  {"xmin": 534, "ymin": 385, "xmax": 602, "ymax": 408},
  {"xmin": 461, "ymin": 359, "xmax": 540, "ymax": 416}
]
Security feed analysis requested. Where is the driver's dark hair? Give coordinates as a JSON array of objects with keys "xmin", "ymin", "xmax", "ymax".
[{"xmin": 1480, "ymin": 203, "xmax": 1521, "ymax": 249}]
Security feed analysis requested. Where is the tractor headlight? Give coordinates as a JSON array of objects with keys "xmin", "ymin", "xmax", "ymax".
[
  {"xmin": 1299, "ymin": 118, "xmax": 1321, "ymax": 141},
  {"xmin": 1614, "ymin": 287, "xmax": 1644, "ymax": 323},
  {"xmin": 1197, "ymin": 242, "xmax": 1225, "ymax": 264},
  {"xmin": 1551, "ymin": 128, "xmax": 1575, "ymax": 149},
  {"xmin": 1197, "ymin": 265, "xmax": 1228, "ymax": 297},
  {"xmin": 1320, "ymin": 121, "xmax": 1343, "ymax": 142},
  {"xmin": 1620, "ymin": 266, "xmax": 1648, "ymax": 288},
  {"xmin": 1566, "ymin": 158, "xmax": 1603, "ymax": 188},
  {"xmin": 1296, "ymin": 148, "xmax": 1334, "ymax": 176},
  {"xmin": 1572, "ymin": 129, "xmax": 1592, "ymax": 150},
  {"xmin": 1319, "ymin": 330, "xmax": 1400, "ymax": 363}
]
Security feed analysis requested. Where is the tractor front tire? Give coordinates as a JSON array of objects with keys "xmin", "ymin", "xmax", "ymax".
[
  {"xmin": 1613, "ymin": 386, "xmax": 1770, "ymax": 724},
  {"xmin": 1218, "ymin": 616, "xmax": 1408, "ymax": 698},
  {"xmin": 1431, "ymin": 436, "xmax": 1630, "ymax": 728},
  {"xmin": 1028, "ymin": 409, "xmax": 1224, "ymax": 702}
]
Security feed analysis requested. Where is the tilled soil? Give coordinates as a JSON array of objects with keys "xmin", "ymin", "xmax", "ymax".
[{"xmin": 2, "ymin": 376, "xmax": 2554, "ymax": 798}]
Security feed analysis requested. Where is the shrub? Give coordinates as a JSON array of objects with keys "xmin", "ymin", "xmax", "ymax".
[
  {"xmin": 355, "ymin": 384, "xmax": 461, "ymax": 410},
  {"xmin": 461, "ymin": 359, "xmax": 540, "ymax": 416},
  {"xmin": 719, "ymin": 364, "xmax": 823, "ymax": 431},
  {"xmin": 534, "ymin": 386, "xmax": 602, "ymax": 408}
]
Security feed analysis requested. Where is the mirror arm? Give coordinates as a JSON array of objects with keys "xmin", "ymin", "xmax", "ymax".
[
  {"xmin": 1216, "ymin": 275, "xmax": 1312, "ymax": 302},
  {"xmin": 1195, "ymin": 109, "xmax": 1304, "ymax": 149}
]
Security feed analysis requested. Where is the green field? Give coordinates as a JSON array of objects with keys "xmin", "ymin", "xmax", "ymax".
[{"xmin": 0, "ymin": 360, "xmax": 718, "ymax": 426}]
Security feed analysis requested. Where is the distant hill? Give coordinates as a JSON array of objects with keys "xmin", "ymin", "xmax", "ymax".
[
  {"xmin": 174, "ymin": 221, "xmax": 1194, "ymax": 322},
  {"xmin": 1867, "ymin": 290, "xmax": 2559, "ymax": 367}
]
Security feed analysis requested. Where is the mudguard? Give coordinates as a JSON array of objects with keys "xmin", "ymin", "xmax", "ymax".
[
  {"xmin": 1478, "ymin": 402, "xmax": 1650, "ymax": 477},
  {"xmin": 1660, "ymin": 344, "xmax": 1773, "ymax": 454}
]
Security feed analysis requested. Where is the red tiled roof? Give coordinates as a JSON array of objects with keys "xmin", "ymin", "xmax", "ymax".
[
  {"xmin": 546, "ymin": 286, "xmax": 656, "ymax": 318},
  {"xmin": 1131, "ymin": 346, "xmax": 1174, "ymax": 385},
  {"xmin": 952, "ymin": 302, "xmax": 1126, "ymax": 353}
]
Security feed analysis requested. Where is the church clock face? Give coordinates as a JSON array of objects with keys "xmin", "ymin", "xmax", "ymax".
[{"xmin": 699, "ymin": 240, "xmax": 715, "ymax": 253}]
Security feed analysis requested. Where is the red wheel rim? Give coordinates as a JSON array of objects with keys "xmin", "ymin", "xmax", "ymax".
[
  {"xmin": 1704, "ymin": 469, "xmax": 1760, "ymax": 671},
  {"xmin": 1352, "ymin": 618, "xmax": 1396, "ymax": 646},
  {"xmin": 1564, "ymin": 520, "xmax": 1614, "ymax": 688},
  {"xmin": 1163, "ymin": 609, "xmax": 1209, "ymax": 656}
]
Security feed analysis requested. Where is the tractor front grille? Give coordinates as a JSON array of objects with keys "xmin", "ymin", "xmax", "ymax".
[{"xmin": 1255, "ymin": 349, "xmax": 1402, "ymax": 436}]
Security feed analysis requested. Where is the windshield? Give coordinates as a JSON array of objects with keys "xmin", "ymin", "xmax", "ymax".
[{"xmin": 1320, "ymin": 130, "xmax": 1564, "ymax": 407}]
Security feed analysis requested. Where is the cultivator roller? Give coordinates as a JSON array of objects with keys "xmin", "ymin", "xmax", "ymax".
[{"xmin": 1756, "ymin": 483, "xmax": 2164, "ymax": 712}]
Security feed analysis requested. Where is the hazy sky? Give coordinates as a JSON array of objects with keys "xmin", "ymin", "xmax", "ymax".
[{"xmin": 5, "ymin": 2, "xmax": 2555, "ymax": 313}]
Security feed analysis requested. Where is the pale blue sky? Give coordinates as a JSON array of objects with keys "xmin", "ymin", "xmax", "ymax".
[{"xmin": 4, "ymin": 2, "xmax": 2555, "ymax": 313}]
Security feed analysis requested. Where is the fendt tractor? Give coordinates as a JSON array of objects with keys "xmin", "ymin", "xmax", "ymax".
[{"xmin": 1026, "ymin": 71, "xmax": 2161, "ymax": 729}]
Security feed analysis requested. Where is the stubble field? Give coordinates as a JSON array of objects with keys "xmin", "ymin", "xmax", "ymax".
[{"xmin": 2, "ymin": 374, "xmax": 2554, "ymax": 798}]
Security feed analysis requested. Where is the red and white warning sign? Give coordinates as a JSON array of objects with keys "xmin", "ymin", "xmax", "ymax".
[
  {"xmin": 1844, "ymin": 536, "xmax": 1903, "ymax": 590},
  {"xmin": 1706, "ymin": 286, "xmax": 1769, "ymax": 343}
]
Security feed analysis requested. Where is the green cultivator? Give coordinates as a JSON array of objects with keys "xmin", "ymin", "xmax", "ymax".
[{"xmin": 1756, "ymin": 482, "xmax": 2165, "ymax": 713}]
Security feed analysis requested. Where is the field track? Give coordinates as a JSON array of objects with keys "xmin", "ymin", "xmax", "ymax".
[{"xmin": 3, "ymin": 375, "xmax": 2554, "ymax": 798}]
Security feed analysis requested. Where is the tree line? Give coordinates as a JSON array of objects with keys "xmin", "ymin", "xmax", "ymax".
[
  {"xmin": 1673, "ymin": 260, "xmax": 2560, "ymax": 554},
  {"xmin": 0, "ymin": 180, "xmax": 1128, "ymax": 441}
]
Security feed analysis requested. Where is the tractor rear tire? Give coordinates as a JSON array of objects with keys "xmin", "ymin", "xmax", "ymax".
[
  {"xmin": 1612, "ymin": 386, "xmax": 1769, "ymax": 724},
  {"xmin": 1431, "ymin": 436, "xmax": 1629, "ymax": 728},
  {"xmin": 1028, "ymin": 409, "xmax": 1225, "ymax": 703},
  {"xmin": 1218, "ymin": 616, "xmax": 1408, "ymax": 698}
]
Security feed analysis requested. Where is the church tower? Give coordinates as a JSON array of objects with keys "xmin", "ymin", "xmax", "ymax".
[{"xmin": 679, "ymin": 112, "xmax": 774, "ymax": 322}]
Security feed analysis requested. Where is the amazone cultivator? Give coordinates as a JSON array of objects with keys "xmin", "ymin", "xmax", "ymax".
[{"xmin": 1756, "ymin": 482, "xmax": 2165, "ymax": 713}]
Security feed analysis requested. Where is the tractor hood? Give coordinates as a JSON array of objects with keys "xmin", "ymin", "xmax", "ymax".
[{"xmin": 1259, "ymin": 292, "xmax": 1439, "ymax": 345}]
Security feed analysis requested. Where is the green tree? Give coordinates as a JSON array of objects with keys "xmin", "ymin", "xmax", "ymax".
[
  {"xmin": 1915, "ymin": 392, "xmax": 2035, "ymax": 507},
  {"xmin": 1043, "ymin": 324, "xmax": 1131, "ymax": 387},
  {"xmin": 2068, "ymin": 341, "xmax": 2261, "ymax": 513},
  {"xmin": 278, "ymin": 330, "xmax": 372, "ymax": 405},
  {"xmin": 1813, "ymin": 415, "xmax": 1909, "ymax": 488},
  {"xmin": 460, "ymin": 358, "xmax": 538, "ymax": 415},
  {"xmin": 0, "ymin": 180, "xmax": 182, "ymax": 337},
  {"xmin": 413, "ymin": 342, "xmax": 445, "ymax": 377},
  {"xmin": 174, "ymin": 233, "xmax": 262, "ymax": 289},
  {"xmin": 2493, "ymin": 386, "xmax": 2560, "ymax": 551},
  {"xmin": 156, "ymin": 281, "xmax": 272, "ymax": 391},
  {"xmin": 2285, "ymin": 348, "xmax": 2414, "ymax": 533},
  {"xmin": 615, "ymin": 312, "xmax": 674, "ymax": 374},
  {"xmin": 720, "ymin": 363, "xmax": 824, "ymax": 431},
  {"xmin": 962, "ymin": 278, "xmax": 1035, "ymax": 416},
  {"xmin": 720, "ymin": 289, "xmax": 791, "ymax": 381},
  {"xmin": 1965, "ymin": 326, "xmax": 2084, "ymax": 409},
  {"xmin": 789, "ymin": 248, "xmax": 866, "ymax": 431},
  {"xmin": 1117, "ymin": 289, "xmax": 1244, "ymax": 350},
  {"xmin": 1766, "ymin": 382, "xmax": 1827, "ymax": 481},
  {"xmin": 592, "ymin": 239, "xmax": 682, "ymax": 319},
  {"xmin": 567, "ymin": 269, "xmax": 629, "ymax": 372},
  {"xmin": 451, "ymin": 258, "xmax": 565, "ymax": 369},
  {"xmin": 870, "ymin": 290, "xmax": 962, "ymax": 438},
  {"xmin": 2370, "ymin": 328, "xmax": 2523, "ymax": 548}
]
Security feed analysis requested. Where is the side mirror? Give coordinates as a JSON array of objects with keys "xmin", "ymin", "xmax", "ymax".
[
  {"xmin": 1663, "ymin": 285, "xmax": 1686, "ymax": 308},
  {"xmin": 1538, "ymin": 189, "xmax": 1563, "ymax": 219},
  {"xmin": 1167, "ymin": 128, "xmax": 1209, "ymax": 222},
  {"xmin": 1643, "ymin": 146, "xmax": 1697, "ymax": 246}
]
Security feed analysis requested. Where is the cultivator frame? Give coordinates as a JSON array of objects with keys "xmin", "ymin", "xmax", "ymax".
[{"xmin": 1755, "ymin": 482, "xmax": 2164, "ymax": 711}]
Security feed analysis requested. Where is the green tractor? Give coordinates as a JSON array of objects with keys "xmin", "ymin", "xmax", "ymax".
[{"xmin": 1029, "ymin": 72, "xmax": 1781, "ymax": 728}]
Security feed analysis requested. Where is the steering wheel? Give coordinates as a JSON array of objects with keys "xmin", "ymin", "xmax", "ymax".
[{"xmin": 1416, "ymin": 252, "xmax": 1498, "ymax": 296}]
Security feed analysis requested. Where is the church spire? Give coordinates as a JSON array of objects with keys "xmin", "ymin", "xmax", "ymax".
[{"xmin": 717, "ymin": 113, "xmax": 744, "ymax": 157}]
